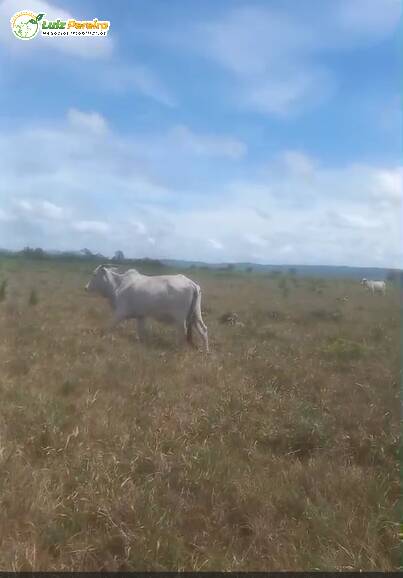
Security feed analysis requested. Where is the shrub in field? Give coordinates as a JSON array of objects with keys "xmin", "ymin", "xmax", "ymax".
[
  {"xmin": 219, "ymin": 311, "xmax": 241, "ymax": 325},
  {"xmin": 321, "ymin": 337, "xmax": 366, "ymax": 361},
  {"xmin": 258, "ymin": 400, "xmax": 332, "ymax": 458},
  {"xmin": 266, "ymin": 309, "xmax": 286, "ymax": 321},
  {"xmin": 60, "ymin": 379, "xmax": 77, "ymax": 396},
  {"xmin": 370, "ymin": 324, "xmax": 384, "ymax": 342},
  {"xmin": 29, "ymin": 288, "xmax": 38, "ymax": 306},
  {"xmin": 0, "ymin": 279, "xmax": 7, "ymax": 302},
  {"xmin": 310, "ymin": 308, "xmax": 343, "ymax": 322}
]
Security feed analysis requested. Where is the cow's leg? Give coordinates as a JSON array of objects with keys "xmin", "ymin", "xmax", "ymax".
[
  {"xmin": 192, "ymin": 320, "xmax": 209, "ymax": 353},
  {"xmin": 136, "ymin": 317, "xmax": 148, "ymax": 342},
  {"xmin": 186, "ymin": 320, "xmax": 193, "ymax": 346},
  {"xmin": 174, "ymin": 321, "xmax": 187, "ymax": 348}
]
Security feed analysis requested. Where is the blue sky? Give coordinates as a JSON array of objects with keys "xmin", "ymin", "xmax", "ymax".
[{"xmin": 0, "ymin": 0, "xmax": 401, "ymax": 266}]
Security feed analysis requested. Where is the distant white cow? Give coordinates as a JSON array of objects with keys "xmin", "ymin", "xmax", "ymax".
[
  {"xmin": 85, "ymin": 265, "xmax": 209, "ymax": 351},
  {"xmin": 361, "ymin": 278, "xmax": 386, "ymax": 295}
]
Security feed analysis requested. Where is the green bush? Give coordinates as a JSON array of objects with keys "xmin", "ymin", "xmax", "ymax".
[{"xmin": 321, "ymin": 337, "xmax": 366, "ymax": 361}]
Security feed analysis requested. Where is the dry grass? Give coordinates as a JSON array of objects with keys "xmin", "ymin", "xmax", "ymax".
[{"xmin": 0, "ymin": 258, "xmax": 400, "ymax": 571}]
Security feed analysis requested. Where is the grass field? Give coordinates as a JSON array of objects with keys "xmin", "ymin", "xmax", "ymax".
[{"xmin": 0, "ymin": 257, "xmax": 400, "ymax": 571}]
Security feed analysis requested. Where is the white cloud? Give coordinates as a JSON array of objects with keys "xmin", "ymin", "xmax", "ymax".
[
  {"xmin": 41, "ymin": 200, "xmax": 65, "ymax": 219},
  {"xmin": 67, "ymin": 109, "xmax": 108, "ymax": 134},
  {"xmin": 208, "ymin": 238, "xmax": 224, "ymax": 250},
  {"xmin": 327, "ymin": 210, "xmax": 382, "ymax": 230},
  {"xmin": 14, "ymin": 199, "xmax": 67, "ymax": 220},
  {"xmin": 244, "ymin": 233, "xmax": 267, "ymax": 248},
  {"xmin": 169, "ymin": 125, "xmax": 246, "ymax": 159},
  {"xmin": 337, "ymin": 0, "xmax": 400, "ymax": 42},
  {"xmin": 0, "ymin": 0, "xmax": 114, "ymax": 59},
  {"xmin": 130, "ymin": 220, "xmax": 147, "ymax": 235},
  {"xmin": 245, "ymin": 70, "xmax": 331, "ymax": 117},
  {"xmin": 196, "ymin": 5, "xmax": 328, "ymax": 117},
  {"xmin": 72, "ymin": 220, "xmax": 110, "ymax": 234},
  {"xmin": 183, "ymin": 2, "xmax": 399, "ymax": 117},
  {"xmin": 0, "ymin": 208, "xmax": 14, "ymax": 222},
  {"xmin": 279, "ymin": 244, "xmax": 294, "ymax": 255},
  {"xmin": 0, "ymin": 110, "xmax": 401, "ymax": 267},
  {"xmin": 104, "ymin": 63, "xmax": 176, "ymax": 107},
  {"xmin": 281, "ymin": 150, "xmax": 316, "ymax": 178},
  {"xmin": 371, "ymin": 168, "xmax": 402, "ymax": 206}
]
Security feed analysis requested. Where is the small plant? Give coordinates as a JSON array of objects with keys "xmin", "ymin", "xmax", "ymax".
[
  {"xmin": 28, "ymin": 12, "xmax": 45, "ymax": 24},
  {"xmin": 266, "ymin": 310, "xmax": 285, "ymax": 321},
  {"xmin": 60, "ymin": 379, "xmax": 77, "ymax": 396},
  {"xmin": 321, "ymin": 337, "xmax": 366, "ymax": 361},
  {"xmin": 310, "ymin": 308, "xmax": 343, "ymax": 322},
  {"xmin": 0, "ymin": 279, "xmax": 7, "ymax": 302},
  {"xmin": 29, "ymin": 288, "xmax": 38, "ymax": 306},
  {"xmin": 370, "ymin": 324, "xmax": 384, "ymax": 342},
  {"xmin": 219, "ymin": 311, "xmax": 240, "ymax": 325}
]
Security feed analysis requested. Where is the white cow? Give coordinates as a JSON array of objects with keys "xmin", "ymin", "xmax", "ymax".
[
  {"xmin": 361, "ymin": 278, "xmax": 386, "ymax": 295},
  {"xmin": 85, "ymin": 265, "xmax": 209, "ymax": 351}
]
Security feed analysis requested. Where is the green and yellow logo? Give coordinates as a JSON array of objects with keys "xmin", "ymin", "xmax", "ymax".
[
  {"xmin": 11, "ymin": 11, "xmax": 44, "ymax": 40},
  {"xmin": 11, "ymin": 11, "xmax": 110, "ymax": 40}
]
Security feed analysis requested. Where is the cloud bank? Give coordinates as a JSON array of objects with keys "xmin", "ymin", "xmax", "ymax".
[{"xmin": 0, "ymin": 110, "xmax": 400, "ymax": 267}]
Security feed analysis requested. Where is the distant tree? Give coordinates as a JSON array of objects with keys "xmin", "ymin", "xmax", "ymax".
[
  {"xmin": 288, "ymin": 267, "xmax": 297, "ymax": 276},
  {"xmin": 246, "ymin": 266, "xmax": 253, "ymax": 273},
  {"xmin": 80, "ymin": 248, "xmax": 93, "ymax": 258},
  {"xmin": 22, "ymin": 247, "xmax": 46, "ymax": 260},
  {"xmin": 34, "ymin": 248, "xmax": 45, "ymax": 259},
  {"xmin": 227, "ymin": 263, "xmax": 235, "ymax": 271},
  {"xmin": 113, "ymin": 250, "xmax": 125, "ymax": 262}
]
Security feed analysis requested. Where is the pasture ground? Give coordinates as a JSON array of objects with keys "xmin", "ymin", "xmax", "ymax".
[{"xmin": 0, "ymin": 257, "xmax": 400, "ymax": 571}]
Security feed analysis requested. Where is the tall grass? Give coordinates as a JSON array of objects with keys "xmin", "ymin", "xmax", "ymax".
[{"xmin": 0, "ymin": 258, "xmax": 399, "ymax": 571}]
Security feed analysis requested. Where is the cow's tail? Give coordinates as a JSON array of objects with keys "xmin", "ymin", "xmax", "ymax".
[
  {"xmin": 186, "ymin": 284, "xmax": 208, "ymax": 347},
  {"xmin": 186, "ymin": 285, "xmax": 199, "ymax": 344}
]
